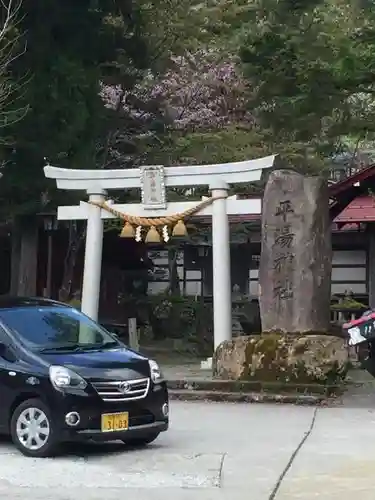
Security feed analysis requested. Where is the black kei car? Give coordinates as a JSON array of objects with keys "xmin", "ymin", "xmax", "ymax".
[{"xmin": 0, "ymin": 297, "xmax": 169, "ymax": 457}]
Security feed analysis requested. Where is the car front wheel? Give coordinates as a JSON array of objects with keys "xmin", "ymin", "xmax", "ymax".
[
  {"xmin": 122, "ymin": 432, "xmax": 160, "ymax": 447},
  {"xmin": 10, "ymin": 398, "xmax": 59, "ymax": 457}
]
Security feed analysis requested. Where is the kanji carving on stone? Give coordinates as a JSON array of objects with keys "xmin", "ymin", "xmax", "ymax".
[{"xmin": 275, "ymin": 200, "xmax": 294, "ymax": 222}]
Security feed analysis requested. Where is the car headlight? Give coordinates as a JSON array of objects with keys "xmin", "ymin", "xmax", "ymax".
[
  {"xmin": 49, "ymin": 365, "xmax": 87, "ymax": 390},
  {"xmin": 149, "ymin": 360, "xmax": 163, "ymax": 383}
]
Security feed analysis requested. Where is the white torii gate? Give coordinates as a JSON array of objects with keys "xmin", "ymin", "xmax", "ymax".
[{"xmin": 44, "ymin": 155, "xmax": 275, "ymax": 351}]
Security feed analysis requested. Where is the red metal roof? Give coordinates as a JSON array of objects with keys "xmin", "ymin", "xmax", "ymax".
[
  {"xmin": 329, "ymin": 164, "xmax": 375, "ymax": 197},
  {"xmin": 334, "ymin": 195, "xmax": 375, "ymax": 223}
]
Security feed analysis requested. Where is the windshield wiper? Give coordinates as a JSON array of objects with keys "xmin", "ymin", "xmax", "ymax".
[
  {"xmin": 39, "ymin": 340, "xmax": 119, "ymax": 354},
  {"xmin": 39, "ymin": 344, "xmax": 83, "ymax": 353},
  {"xmin": 78, "ymin": 341, "xmax": 119, "ymax": 351}
]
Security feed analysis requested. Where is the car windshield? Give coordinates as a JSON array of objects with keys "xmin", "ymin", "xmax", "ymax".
[{"xmin": 0, "ymin": 306, "xmax": 119, "ymax": 351}]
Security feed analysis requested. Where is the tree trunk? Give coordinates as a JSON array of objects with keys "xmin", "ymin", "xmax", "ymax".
[
  {"xmin": 165, "ymin": 247, "xmax": 180, "ymax": 296},
  {"xmin": 58, "ymin": 222, "xmax": 86, "ymax": 302},
  {"xmin": 17, "ymin": 216, "xmax": 39, "ymax": 296},
  {"xmin": 10, "ymin": 218, "xmax": 21, "ymax": 295}
]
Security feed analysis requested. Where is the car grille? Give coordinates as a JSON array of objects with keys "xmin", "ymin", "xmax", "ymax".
[{"xmin": 92, "ymin": 378, "xmax": 150, "ymax": 402}]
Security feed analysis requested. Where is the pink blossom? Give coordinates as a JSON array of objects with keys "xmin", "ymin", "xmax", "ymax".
[{"xmin": 100, "ymin": 50, "xmax": 252, "ymax": 131}]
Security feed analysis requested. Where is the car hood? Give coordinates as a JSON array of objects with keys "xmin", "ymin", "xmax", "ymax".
[{"xmin": 40, "ymin": 347, "xmax": 151, "ymax": 381}]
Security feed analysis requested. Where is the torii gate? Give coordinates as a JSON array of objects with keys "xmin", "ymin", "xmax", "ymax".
[{"xmin": 44, "ymin": 155, "xmax": 275, "ymax": 351}]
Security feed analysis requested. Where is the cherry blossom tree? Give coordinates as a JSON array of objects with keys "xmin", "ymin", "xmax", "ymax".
[{"xmin": 99, "ymin": 48, "xmax": 258, "ymax": 169}]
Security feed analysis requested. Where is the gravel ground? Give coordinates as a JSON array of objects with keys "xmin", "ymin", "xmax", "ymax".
[{"xmin": 1, "ymin": 396, "xmax": 375, "ymax": 499}]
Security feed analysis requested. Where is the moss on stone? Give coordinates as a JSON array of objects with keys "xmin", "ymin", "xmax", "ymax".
[{"xmin": 213, "ymin": 333, "xmax": 349, "ymax": 385}]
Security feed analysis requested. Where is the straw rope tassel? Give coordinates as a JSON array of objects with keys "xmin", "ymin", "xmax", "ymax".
[
  {"xmin": 172, "ymin": 220, "xmax": 187, "ymax": 237},
  {"xmin": 145, "ymin": 226, "xmax": 161, "ymax": 243},
  {"xmin": 120, "ymin": 221, "xmax": 135, "ymax": 238}
]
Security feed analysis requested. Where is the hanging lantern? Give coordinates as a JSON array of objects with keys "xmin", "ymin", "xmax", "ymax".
[
  {"xmin": 145, "ymin": 226, "xmax": 161, "ymax": 243},
  {"xmin": 119, "ymin": 221, "xmax": 135, "ymax": 238},
  {"xmin": 172, "ymin": 220, "xmax": 188, "ymax": 237}
]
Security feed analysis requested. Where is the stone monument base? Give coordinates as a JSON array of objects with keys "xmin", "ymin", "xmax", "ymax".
[{"xmin": 213, "ymin": 334, "xmax": 349, "ymax": 385}]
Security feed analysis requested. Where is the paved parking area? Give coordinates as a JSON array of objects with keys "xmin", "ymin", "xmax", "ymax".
[{"xmin": 1, "ymin": 401, "xmax": 375, "ymax": 499}]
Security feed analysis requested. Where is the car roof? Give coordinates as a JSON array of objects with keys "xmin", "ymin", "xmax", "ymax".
[{"xmin": 0, "ymin": 296, "xmax": 70, "ymax": 310}]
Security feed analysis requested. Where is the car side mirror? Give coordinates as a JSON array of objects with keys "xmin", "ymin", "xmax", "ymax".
[{"xmin": 0, "ymin": 342, "xmax": 17, "ymax": 363}]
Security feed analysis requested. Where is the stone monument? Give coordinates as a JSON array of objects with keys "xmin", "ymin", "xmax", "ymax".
[
  {"xmin": 259, "ymin": 170, "xmax": 332, "ymax": 333},
  {"xmin": 213, "ymin": 170, "xmax": 349, "ymax": 385}
]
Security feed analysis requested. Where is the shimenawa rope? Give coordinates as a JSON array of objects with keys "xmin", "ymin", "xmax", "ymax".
[{"xmin": 88, "ymin": 195, "xmax": 226, "ymax": 228}]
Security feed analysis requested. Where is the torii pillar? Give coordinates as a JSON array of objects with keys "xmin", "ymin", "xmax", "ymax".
[{"xmin": 44, "ymin": 156, "xmax": 275, "ymax": 351}]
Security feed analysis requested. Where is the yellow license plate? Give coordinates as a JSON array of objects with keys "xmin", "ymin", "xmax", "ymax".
[{"xmin": 101, "ymin": 412, "xmax": 129, "ymax": 432}]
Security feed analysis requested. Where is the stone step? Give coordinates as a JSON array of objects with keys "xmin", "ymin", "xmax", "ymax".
[
  {"xmin": 168, "ymin": 389, "xmax": 325, "ymax": 405},
  {"xmin": 166, "ymin": 378, "xmax": 340, "ymax": 396}
]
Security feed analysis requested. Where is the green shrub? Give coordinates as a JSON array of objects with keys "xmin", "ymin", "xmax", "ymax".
[{"xmin": 119, "ymin": 294, "xmax": 214, "ymax": 354}]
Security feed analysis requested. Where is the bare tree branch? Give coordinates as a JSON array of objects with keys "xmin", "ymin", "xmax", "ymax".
[{"xmin": 0, "ymin": 0, "xmax": 28, "ymax": 134}]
